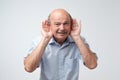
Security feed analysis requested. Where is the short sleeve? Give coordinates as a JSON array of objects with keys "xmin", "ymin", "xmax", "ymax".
[
  {"xmin": 24, "ymin": 37, "xmax": 41, "ymax": 67},
  {"xmin": 27, "ymin": 37, "xmax": 41, "ymax": 54},
  {"xmin": 79, "ymin": 37, "xmax": 90, "ymax": 60},
  {"xmin": 81, "ymin": 37, "xmax": 90, "ymax": 48},
  {"xmin": 80, "ymin": 37, "xmax": 98, "ymax": 64},
  {"xmin": 82, "ymin": 37, "xmax": 98, "ymax": 59}
]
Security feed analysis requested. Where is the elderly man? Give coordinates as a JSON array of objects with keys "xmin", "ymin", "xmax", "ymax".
[{"xmin": 24, "ymin": 8, "xmax": 97, "ymax": 80}]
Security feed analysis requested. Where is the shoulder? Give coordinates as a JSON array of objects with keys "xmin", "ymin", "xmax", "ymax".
[
  {"xmin": 68, "ymin": 36, "xmax": 86, "ymax": 43},
  {"xmin": 32, "ymin": 36, "xmax": 41, "ymax": 46}
]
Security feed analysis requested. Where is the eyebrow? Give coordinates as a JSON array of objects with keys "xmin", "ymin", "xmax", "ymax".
[{"xmin": 54, "ymin": 21, "xmax": 70, "ymax": 23}]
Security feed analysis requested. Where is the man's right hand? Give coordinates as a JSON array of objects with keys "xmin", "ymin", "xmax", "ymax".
[{"xmin": 41, "ymin": 20, "xmax": 53, "ymax": 39}]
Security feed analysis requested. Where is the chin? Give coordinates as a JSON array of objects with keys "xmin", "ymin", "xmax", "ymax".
[
  {"xmin": 54, "ymin": 34, "xmax": 68, "ymax": 41},
  {"xmin": 58, "ymin": 36, "xmax": 67, "ymax": 41}
]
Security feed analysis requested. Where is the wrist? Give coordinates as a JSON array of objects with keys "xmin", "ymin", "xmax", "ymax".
[
  {"xmin": 41, "ymin": 37, "xmax": 51, "ymax": 46},
  {"xmin": 72, "ymin": 36, "xmax": 81, "ymax": 42},
  {"xmin": 73, "ymin": 36, "xmax": 84, "ymax": 45}
]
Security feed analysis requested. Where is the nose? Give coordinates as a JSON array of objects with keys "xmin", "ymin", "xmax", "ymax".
[{"xmin": 60, "ymin": 24, "xmax": 65, "ymax": 30}]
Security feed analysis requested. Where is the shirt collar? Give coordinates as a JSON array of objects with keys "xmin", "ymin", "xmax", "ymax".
[{"xmin": 49, "ymin": 36, "xmax": 74, "ymax": 45}]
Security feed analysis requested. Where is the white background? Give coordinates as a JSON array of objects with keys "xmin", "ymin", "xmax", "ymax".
[{"xmin": 0, "ymin": 0, "xmax": 120, "ymax": 80}]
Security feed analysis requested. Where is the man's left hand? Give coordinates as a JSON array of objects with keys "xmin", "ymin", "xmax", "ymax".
[{"xmin": 70, "ymin": 19, "xmax": 81, "ymax": 41}]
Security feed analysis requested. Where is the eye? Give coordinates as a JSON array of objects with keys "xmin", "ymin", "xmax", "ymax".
[
  {"xmin": 63, "ymin": 22, "xmax": 69, "ymax": 26},
  {"xmin": 55, "ymin": 23, "xmax": 60, "ymax": 26}
]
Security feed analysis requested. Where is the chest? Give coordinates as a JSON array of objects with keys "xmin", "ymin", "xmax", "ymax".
[{"xmin": 43, "ymin": 43, "xmax": 80, "ymax": 60}]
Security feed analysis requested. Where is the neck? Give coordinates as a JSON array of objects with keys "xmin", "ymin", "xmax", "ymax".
[{"xmin": 53, "ymin": 37, "xmax": 67, "ymax": 45}]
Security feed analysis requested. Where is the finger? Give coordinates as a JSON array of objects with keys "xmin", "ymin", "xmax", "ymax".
[
  {"xmin": 72, "ymin": 19, "xmax": 76, "ymax": 28},
  {"xmin": 42, "ymin": 20, "xmax": 45, "ymax": 27},
  {"xmin": 45, "ymin": 20, "xmax": 51, "ymax": 26},
  {"xmin": 74, "ymin": 19, "xmax": 79, "ymax": 28},
  {"xmin": 41, "ymin": 20, "xmax": 48, "ymax": 31},
  {"xmin": 72, "ymin": 19, "xmax": 77, "ymax": 24},
  {"xmin": 42, "ymin": 20, "xmax": 49, "ymax": 28}
]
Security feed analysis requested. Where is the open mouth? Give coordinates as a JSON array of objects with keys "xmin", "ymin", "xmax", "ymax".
[{"xmin": 57, "ymin": 30, "xmax": 67, "ymax": 35}]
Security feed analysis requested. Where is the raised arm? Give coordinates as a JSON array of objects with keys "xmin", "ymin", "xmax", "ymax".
[
  {"xmin": 24, "ymin": 20, "xmax": 53, "ymax": 72},
  {"xmin": 70, "ymin": 19, "xmax": 97, "ymax": 69}
]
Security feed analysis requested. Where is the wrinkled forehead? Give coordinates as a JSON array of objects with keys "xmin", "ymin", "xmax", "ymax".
[{"xmin": 48, "ymin": 9, "xmax": 72, "ymax": 23}]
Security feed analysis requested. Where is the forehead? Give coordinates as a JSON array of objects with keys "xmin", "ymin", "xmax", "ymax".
[{"xmin": 50, "ymin": 10, "xmax": 71, "ymax": 23}]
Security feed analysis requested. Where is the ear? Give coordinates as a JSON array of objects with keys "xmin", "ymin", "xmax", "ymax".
[
  {"xmin": 47, "ymin": 22, "xmax": 50, "ymax": 26},
  {"xmin": 71, "ymin": 19, "xmax": 76, "ymax": 30},
  {"xmin": 46, "ymin": 20, "xmax": 50, "ymax": 26},
  {"xmin": 72, "ymin": 19, "xmax": 76, "ymax": 24}
]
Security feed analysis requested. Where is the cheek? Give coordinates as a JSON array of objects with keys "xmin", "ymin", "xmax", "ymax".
[
  {"xmin": 51, "ymin": 27, "xmax": 58, "ymax": 34},
  {"xmin": 66, "ymin": 28, "xmax": 71, "ymax": 33}
]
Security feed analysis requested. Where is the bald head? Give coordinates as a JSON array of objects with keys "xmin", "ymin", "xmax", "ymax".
[
  {"xmin": 46, "ymin": 9, "xmax": 73, "ymax": 44},
  {"xmin": 48, "ymin": 9, "xmax": 72, "ymax": 25}
]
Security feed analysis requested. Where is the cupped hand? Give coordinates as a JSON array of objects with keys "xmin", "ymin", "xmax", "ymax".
[
  {"xmin": 70, "ymin": 19, "xmax": 81, "ymax": 40},
  {"xmin": 41, "ymin": 20, "xmax": 53, "ymax": 39}
]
